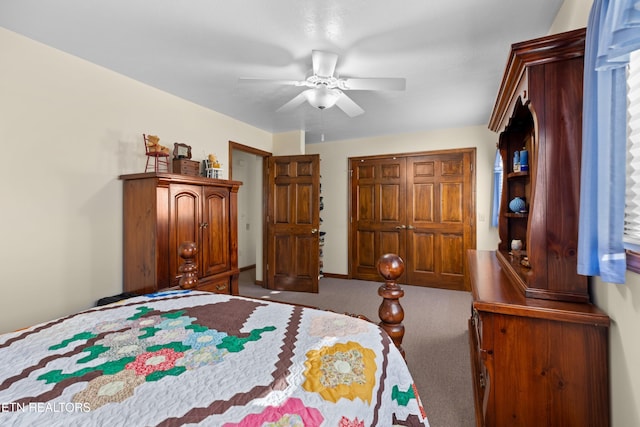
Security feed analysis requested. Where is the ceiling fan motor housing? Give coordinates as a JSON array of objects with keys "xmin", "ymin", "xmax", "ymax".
[{"xmin": 306, "ymin": 85, "xmax": 341, "ymax": 109}]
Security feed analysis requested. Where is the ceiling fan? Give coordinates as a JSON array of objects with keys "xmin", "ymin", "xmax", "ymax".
[{"xmin": 240, "ymin": 50, "xmax": 406, "ymax": 117}]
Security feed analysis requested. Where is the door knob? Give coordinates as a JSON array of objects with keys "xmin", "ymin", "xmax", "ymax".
[
  {"xmin": 407, "ymin": 225, "xmax": 415, "ymax": 230},
  {"xmin": 311, "ymin": 228, "xmax": 318, "ymax": 234},
  {"xmin": 395, "ymin": 225, "xmax": 406, "ymax": 229}
]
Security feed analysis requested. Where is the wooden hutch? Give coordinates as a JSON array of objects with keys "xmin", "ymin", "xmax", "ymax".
[
  {"xmin": 467, "ymin": 29, "xmax": 611, "ymax": 426},
  {"xmin": 120, "ymin": 173, "xmax": 241, "ymax": 295}
]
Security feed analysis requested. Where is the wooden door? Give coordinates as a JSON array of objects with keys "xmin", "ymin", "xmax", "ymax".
[
  {"xmin": 266, "ymin": 154, "xmax": 321, "ymax": 292},
  {"xmin": 201, "ymin": 186, "xmax": 230, "ymax": 278},
  {"xmin": 350, "ymin": 149, "xmax": 475, "ymax": 291},
  {"xmin": 168, "ymin": 184, "xmax": 201, "ymax": 287},
  {"xmin": 405, "ymin": 152, "xmax": 474, "ymax": 289},
  {"xmin": 351, "ymin": 157, "xmax": 407, "ymax": 281}
]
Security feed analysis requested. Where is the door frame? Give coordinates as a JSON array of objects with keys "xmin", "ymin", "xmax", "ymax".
[
  {"xmin": 228, "ymin": 141, "xmax": 271, "ymax": 286},
  {"xmin": 348, "ymin": 147, "xmax": 477, "ymax": 287}
]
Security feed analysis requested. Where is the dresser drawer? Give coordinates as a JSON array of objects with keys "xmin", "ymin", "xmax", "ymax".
[
  {"xmin": 197, "ymin": 276, "xmax": 231, "ymax": 294},
  {"xmin": 173, "ymin": 159, "xmax": 200, "ymax": 176}
]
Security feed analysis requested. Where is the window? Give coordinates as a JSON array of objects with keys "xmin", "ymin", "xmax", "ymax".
[
  {"xmin": 491, "ymin": 150, "xmax": 503, "ymax": 228},
  {"xmin": 625, "ymin": 49, "xmax": 640, "ymax": 272}
]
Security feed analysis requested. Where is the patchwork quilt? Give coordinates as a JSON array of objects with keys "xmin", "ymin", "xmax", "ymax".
[{"xmin": 0, "ymin": 290, "xmax": 428, "ymax": 426}]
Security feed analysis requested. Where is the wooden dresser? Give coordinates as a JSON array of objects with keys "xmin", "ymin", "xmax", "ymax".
[
  {"xmin": 120, "ymin": 172, "xmax": 241, "ymax": 295},
  {"xmin": 468, "ymin": 29, "xmax": 610, "ymax": 426}
]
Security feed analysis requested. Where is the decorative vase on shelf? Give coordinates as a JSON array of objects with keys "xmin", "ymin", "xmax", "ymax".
[
  {"xmin": 509, "ymin": 196, "xmax": 526, "ymax": 213},
  {"xmin": 511, "ymin": 239, "xmax": 523, "ymax": 251}
]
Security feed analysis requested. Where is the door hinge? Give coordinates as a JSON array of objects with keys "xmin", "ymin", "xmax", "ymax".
[
  {"xmin": 266, "ymin": 263, "xmax": 269, "ymax": 271},
  {"xmin": 349, "ymin": 169, "xmax": 353, "ymax": 178}
]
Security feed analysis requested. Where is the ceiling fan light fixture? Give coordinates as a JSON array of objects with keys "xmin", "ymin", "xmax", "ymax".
[{"xmin": 306, "ymin": 86, "xmax": 341, "ymax": 110}]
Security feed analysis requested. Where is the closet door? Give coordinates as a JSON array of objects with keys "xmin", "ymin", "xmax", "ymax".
[
  {"xmin": 351, "ymin": 157, "xmax": 407, "ymax": 281},
  {"xmin": 405, "ymin": 152, "xmax": 474, "ymax": 289},
  {"xmin": 350, "ymin": 149, "xmax": 475, "ymax": 290}
]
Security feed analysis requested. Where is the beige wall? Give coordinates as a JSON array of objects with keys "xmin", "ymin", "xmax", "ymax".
[
  {"xmin": 0, "ymin": 27, "xmax": 272, "ymax": 333},
  {"xmin": 550, "ymin": 1, "xmax": 640, "ymax": 426}
]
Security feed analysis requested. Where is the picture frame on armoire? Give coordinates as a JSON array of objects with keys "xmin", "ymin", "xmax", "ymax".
[{"xmin": 173, "ymin": 143, "xmax": 192, "ymax": 159}]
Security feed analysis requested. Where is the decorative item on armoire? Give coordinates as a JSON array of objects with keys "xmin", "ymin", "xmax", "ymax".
[
  {"xmin": 172, "ymin": 142, "xmax": 200, "ymax": 176},
  {"xmin": 204, "ymin": 153, "xmax": 223, "ymax": 179},
  {"xmin": 143, "ymin": 134, "xmax": 170, "ymax": 172}
]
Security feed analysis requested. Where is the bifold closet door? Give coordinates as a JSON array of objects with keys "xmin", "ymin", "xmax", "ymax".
[{"xmin": 350, "ymin": 150, "xmax": 474, "ymax": 291}]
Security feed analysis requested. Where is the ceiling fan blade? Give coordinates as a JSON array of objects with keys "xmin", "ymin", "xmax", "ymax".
[
  {"xmin": 312, "ymin": 50, "xmax": 339, "ymax": 77},
  {"xmin": 340, "ymin": 77, "xmax": 406, "ymax": 91},
  {"xmin": 335, "ymin": 92, "xmax": 365, "ymax": 117},
  {"xmin": 276, "ymin": 90, "xmax": 312, "ymax": 112},
  {"xmin": 238, "ymin": 77, "xmax": 304, "ymax": 86}
]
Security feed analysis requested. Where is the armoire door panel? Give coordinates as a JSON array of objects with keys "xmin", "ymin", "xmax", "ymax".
[
  {"xmin": 201, "ymin": 188, "xmax": 230, "ymax": 277},
  {"xmin": 169, "ymin": 185, "xmax": 200, "ymax": 286}
]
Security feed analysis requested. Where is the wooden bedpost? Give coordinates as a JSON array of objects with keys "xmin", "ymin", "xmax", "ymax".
[
  {"xmin": 178, "ymin": 241, "xmax": 198, "ymax": 289},
  {"xmin": 377, "ymin": 253, "xmax": 406, "ymax": 358}
]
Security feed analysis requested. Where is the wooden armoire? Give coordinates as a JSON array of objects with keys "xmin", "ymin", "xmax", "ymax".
[
  {"xmin": 120, "ymin": 173, "xmax": 241, "ymax": 295},
  {"xmin": 467, "ymin": 29, "xmax": 611, "ymax": 426}
]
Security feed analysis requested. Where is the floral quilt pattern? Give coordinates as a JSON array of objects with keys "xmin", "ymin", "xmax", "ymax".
[{"xmin": 0, "ymin": 291, "xmax": 428, "ymax": 426}]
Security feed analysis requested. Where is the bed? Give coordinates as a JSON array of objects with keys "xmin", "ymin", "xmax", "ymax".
[{"xmin": 0, "ymin": 252, "xmax": 428, "ymax": 426}]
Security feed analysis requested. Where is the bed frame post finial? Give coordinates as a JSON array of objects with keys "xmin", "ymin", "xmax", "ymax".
[
  {"xmin": 377, "ymin": 253, "xmax": 406, "ymax": 358},
  {"xmin": 178, "ymin": 241, "xmax": 198, "ymax": 289}
]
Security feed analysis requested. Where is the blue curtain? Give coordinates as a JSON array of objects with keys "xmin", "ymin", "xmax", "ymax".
[
  {"xmin": 578, "ymin": 0, "xmax": 640, "ymax": 284},
  {"xmin": 491, "ymin": 149, "xmax": 503, "ymax": 228}
]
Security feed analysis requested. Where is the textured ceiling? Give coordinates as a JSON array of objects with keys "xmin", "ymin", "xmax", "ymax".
[{"xmin": 0, "ymin": 0, "xmax": 563, "ymax": 143}]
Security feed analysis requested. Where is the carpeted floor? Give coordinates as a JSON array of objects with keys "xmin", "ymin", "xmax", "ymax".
[{"xmin": 238, "ymin": 270, "xmax": 476, "ymax": 427}]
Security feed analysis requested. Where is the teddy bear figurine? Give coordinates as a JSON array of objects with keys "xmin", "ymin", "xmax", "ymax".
[
  {"xmin": 208, "ymin": 154, "xmax": 221, "ymax": 168},
  {"xmin": 145, "ymin": 135, "xmax": 170, "ymax": 155}
]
